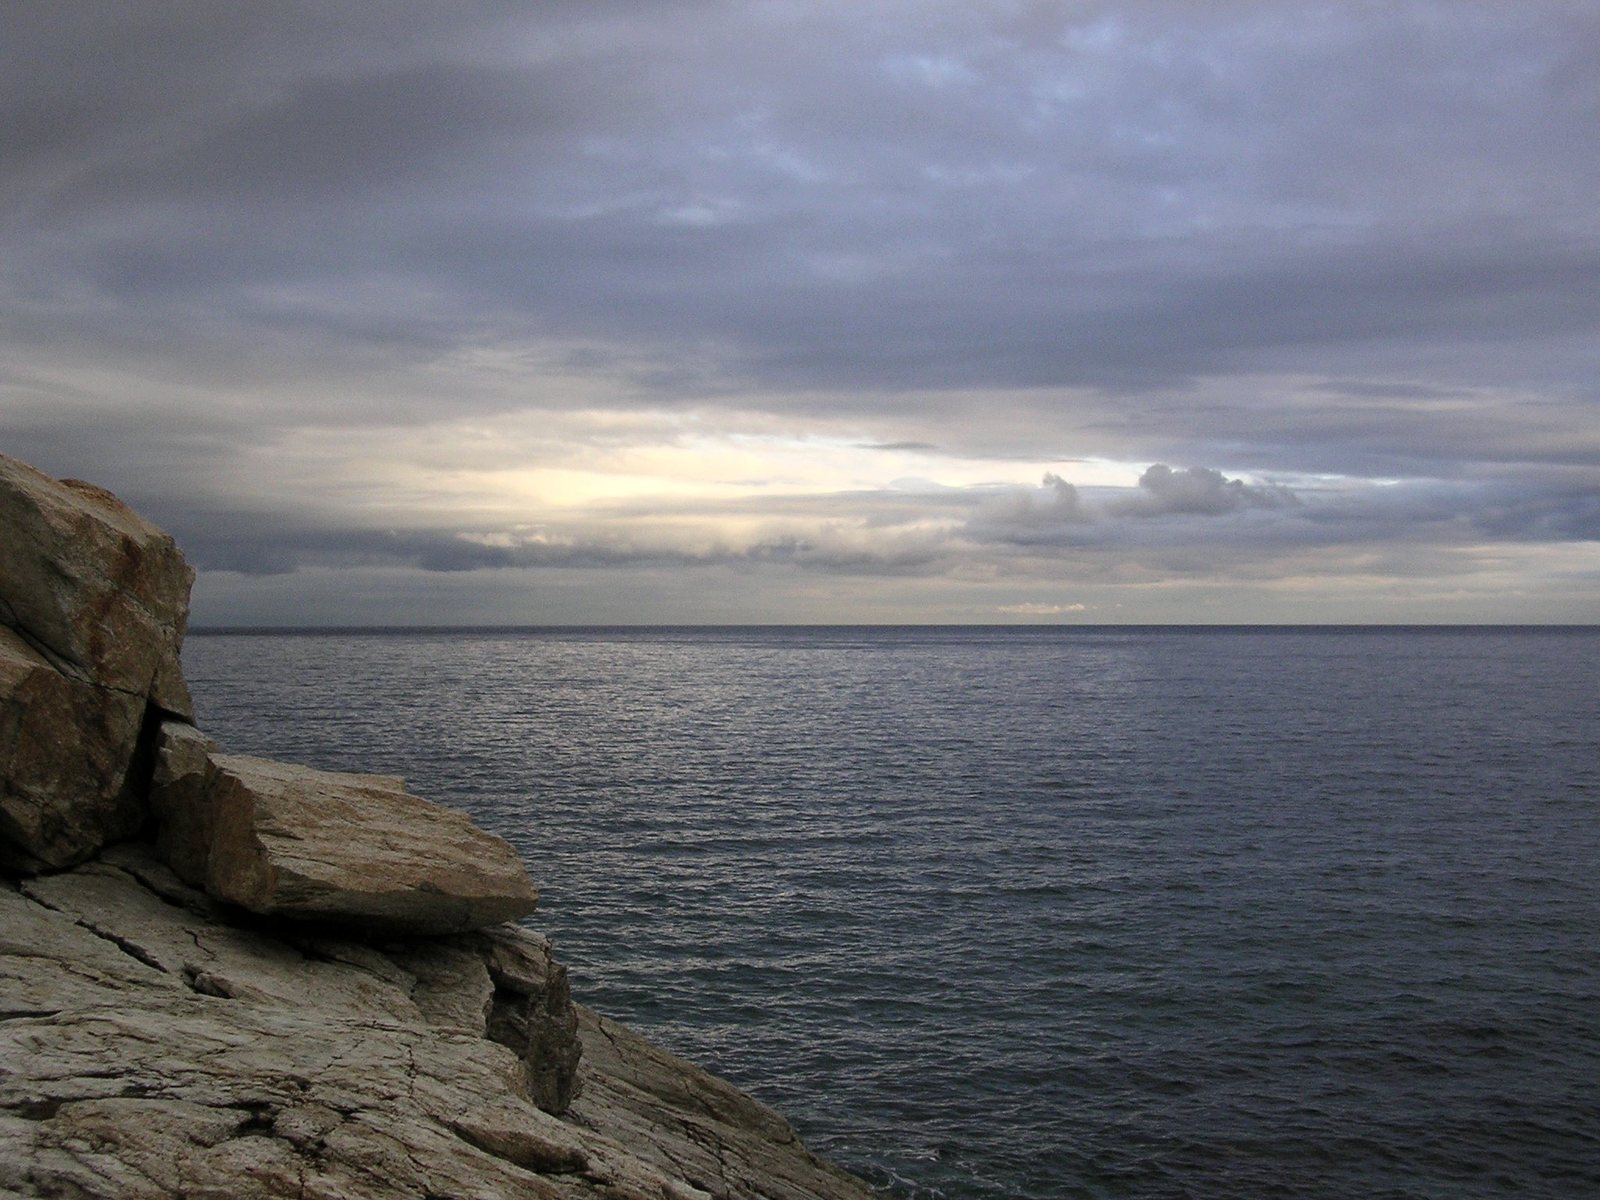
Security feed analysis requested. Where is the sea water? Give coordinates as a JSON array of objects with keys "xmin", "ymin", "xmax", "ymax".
[{"xmin": 182, "ymin": 627, "xmax": 1600, "ymax": 1199}]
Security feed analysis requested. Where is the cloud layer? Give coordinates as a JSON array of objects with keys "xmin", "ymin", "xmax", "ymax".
[{"xmin": 3, "ymin": 2, "xmax": 1597, "ymax": 622}]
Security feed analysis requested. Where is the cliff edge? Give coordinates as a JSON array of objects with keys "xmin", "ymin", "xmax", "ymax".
[{"xmin": 0, "ymin": 453, "xmax": 873, "ymax": 1200}]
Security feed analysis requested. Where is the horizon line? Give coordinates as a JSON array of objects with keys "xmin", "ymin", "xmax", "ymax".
[{"xmin": 188, "ymin": 622, "xmax": 1600, "ymax": 634}]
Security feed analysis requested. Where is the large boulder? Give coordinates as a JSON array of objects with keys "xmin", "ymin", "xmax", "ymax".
[
  {"xmin": 0, "ymin": 454, "xmax": 193, "ymax": 717},
  {"xmin": 0, "ymin": 627, "xmax": 147, "ymax": 872},
  {"xmin": 0, "ymin": 453, "xmax": 194, "ymax": 870},
  {"xmin": 150, "ymin": 723, "xmax": 540, "ymax": 934}
]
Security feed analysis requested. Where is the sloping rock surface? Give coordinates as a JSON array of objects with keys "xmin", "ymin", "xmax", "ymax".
[
  {"xmin": 0, "ymin": 847, "xmax": 873, "ymax": 1200},
  {"xmin": 150, "ymin": 723, "xmax": 541, "ymax": 935},
  {"xmin": 571, "ymin": 1008, "xmax": 868, "ymax": 1200}
]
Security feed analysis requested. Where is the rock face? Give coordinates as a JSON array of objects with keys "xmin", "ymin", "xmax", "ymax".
[
  {"xmin": 150, "ymin": 723, "xmax": 540, "ymax": 934},
  {"xmin": 476, "ymin": 923, "xmax": 585, "ymax": 1115},
  {"xmin": 0, "ymin": 455, "xmax": 873, "ymax": 1199},
  {"xmin": 0, "ymin": 453, "xmax": 193, "ymax": 870},
  {"xmin": 0, "ymin": 626, "xmax": 147, "ymax": 872},
  {"xmin": 0, "ymin": 455, "xmax": 192, "ymax": 715}
]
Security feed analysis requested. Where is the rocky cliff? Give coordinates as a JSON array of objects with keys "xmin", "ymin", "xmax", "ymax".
[{"xmin": 0, "ymin": 453, "xmax": 873, "ymax": 1200}]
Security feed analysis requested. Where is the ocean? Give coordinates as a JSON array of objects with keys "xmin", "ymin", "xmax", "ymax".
[{"xmin": 181, "ymin": 626, "xmax": 1600, "ymax": 1199}]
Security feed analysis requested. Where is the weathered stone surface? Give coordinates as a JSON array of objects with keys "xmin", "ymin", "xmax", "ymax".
[
  {"xmin": 0, "ymin": 453, "xmax": 195, "ymax": 869},
  {"xmin": 151, "ymin": 724, "xmax": 540, "ymax": 934},
  {"xmin": 0, "ymin": 453, "xmax": 193, "ymax": 717},
  {"xmin": 0, "ymin": 848, "xmax": 873, "ymax": 1200},
  {"xmin": 0, "ymin": 626, "xmax": 148, "ymax": 871},
  {"xmin": 571, "ymin": 1007, "xmax": 872, "ymax": 1200},
  {"xmin": 145, "ymin": 721, "xmax": 222, "ymax": 884},
  {"xmin": 474, "ymin": 924, "xmax": 585, "ymax": 1115}
]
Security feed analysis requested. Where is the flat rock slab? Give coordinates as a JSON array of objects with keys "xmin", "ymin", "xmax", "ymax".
[{"xmin": 152, "ymin": 724, "xmax": 539, "ymax": 934}]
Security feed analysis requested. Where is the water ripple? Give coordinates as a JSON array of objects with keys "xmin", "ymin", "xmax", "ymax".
[{"xmin": 185, "ymin": 627, "xmax": 1600, "ymax": 1199}]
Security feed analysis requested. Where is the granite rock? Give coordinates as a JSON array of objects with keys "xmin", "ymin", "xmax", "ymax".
[
  {"xmin": 475, "ymin": 923, "xmax": 584, "ymax": 1115},
  {"xmin": 150, "ymin": 723, "xmax": 540, "ymax": 935},
  {"xmin": 0, "ymin": 453, "xmax": 193, "ymax": 717},
  {"xmin": 0, "ymin": 453, "xmax": 194, "ymax": 868},
  {"xmin": 0, "ymin": 847, "xmax": 873, "ymax": 1200},
  {"xmin": 0, "ymin": 626, "xmax": 149, "ymax": 872}
]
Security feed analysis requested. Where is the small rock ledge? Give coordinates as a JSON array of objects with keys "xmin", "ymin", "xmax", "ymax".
[{"xmin": 0, "ymin": 453, "xmax": 872, "ymax": 1200}]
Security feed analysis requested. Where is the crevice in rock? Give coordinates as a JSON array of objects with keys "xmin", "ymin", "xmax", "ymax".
[
  {"xmin": 120, "ymin": 701, "xmax": 168, "ymax": 832},
  {"xmin": 0, "ymin": 602, "xmax": 156, "ymax": 710},
  {"xmin": 18, "ymin": 884, "xmax": 171, "ymax": 973},
  {"xmin": 681, "ymin": 1117, "xmax": 735, "ymax": 1189},
  {"xmin": 87, "ymin": 846, "xmax": 220, "ymax": 921},
  {"xmin": 4, "ymin": 1098, "xmax": 64, "ymax": 1121},
  {"xmin": 653, "ymin": 1141, "xmax": 719, "ymax": 1199},
  {"xmin": 226, "ymin": 1100, "xmax": 280, "ymax": 1139},
  {"xmin": 3, "ymin": 1081, "xmax": 164, "ymax": 1125},
  {"xmin": 0, "ymin": 599, "xmax": 86, "ymax": 685},
  {"xmin": 80, "ymin": 922, "xmax": 169, "ymax": 973},
  {"xmin": 0, "ymin": 1008, "xmax": 62, "ymax": 1020}
]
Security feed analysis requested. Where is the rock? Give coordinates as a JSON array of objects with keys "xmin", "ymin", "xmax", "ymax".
[
  {"xmin": 0, "ymin": 848, "xmax": 874, "ymax": 1199},
  {"xmin": 0, "ymin": 453, "xmax": 193, "ymax": 717},
  {"xmin": 0, "ymin": 627, "xmax": 149, "ymax": 871},
  {"xmin": 150, "ymin": 723, "xmax": 540, "ymax": 934},
  {"xmin": 0, "ymin": 453, "xmax": 195, "ymax": 870},
  {"xmin": 570, "ymin": 1007, "xmax": 872, "ymax": 1200},
  {"xmin": 474, "ymin": 924, "xmax": 584, "ymax": 1114}
]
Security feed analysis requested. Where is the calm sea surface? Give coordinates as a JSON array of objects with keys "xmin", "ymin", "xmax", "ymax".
[{"xmin": 182, "ymin": 627, "xmax": 1600, "ymax": 1199}]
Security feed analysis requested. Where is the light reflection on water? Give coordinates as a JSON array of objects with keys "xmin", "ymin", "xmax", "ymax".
[{"xmin": 185, "ymin": 627, "xmax": 1600, "ymax": 1199}]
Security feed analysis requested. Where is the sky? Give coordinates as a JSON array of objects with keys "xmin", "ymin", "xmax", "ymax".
[{"xmin": 3, "ymin": 1, "xmax": 1597, "ymax": 625}]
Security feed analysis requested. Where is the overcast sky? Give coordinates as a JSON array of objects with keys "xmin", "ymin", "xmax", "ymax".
[{"xmin": 4, "ymin": 1, "xmax": 1597, "ymax": 624}]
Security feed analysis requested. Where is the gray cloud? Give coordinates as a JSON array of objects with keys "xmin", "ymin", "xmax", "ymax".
[
  {"xmin": 3, "ymin": 2, "xmax": 1597, "ymax": 621},
  {"xmin": 10, "ymin": 4, "xmax": 1597, "ymax": 393},
  {"xmin": 160, "ymin": 465, "xmax": 1599, "ymax": 594},
  {"xmin": 966, "ymin": 473, "xmax": 1094, "ymax": 547},
  {"xmin": 1113, "ymin": 465, "xmax": 1299, "ymax": 517}
]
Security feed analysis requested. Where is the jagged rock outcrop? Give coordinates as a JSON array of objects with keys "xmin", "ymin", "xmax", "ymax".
[
  {"xmin": 0, "ymin": 453, "xmax": 193, "ymax": 871},
  {"xmin": 477, "ymin": 923, "xmax": 585, "ymax": 1115},
  {"xmin": 0, "ymin": 455, "xmax": 873, "ymax": 1199},
  {"xmin": 149, "ymin": 722, "xmax": 540, "ymax": 934}
]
